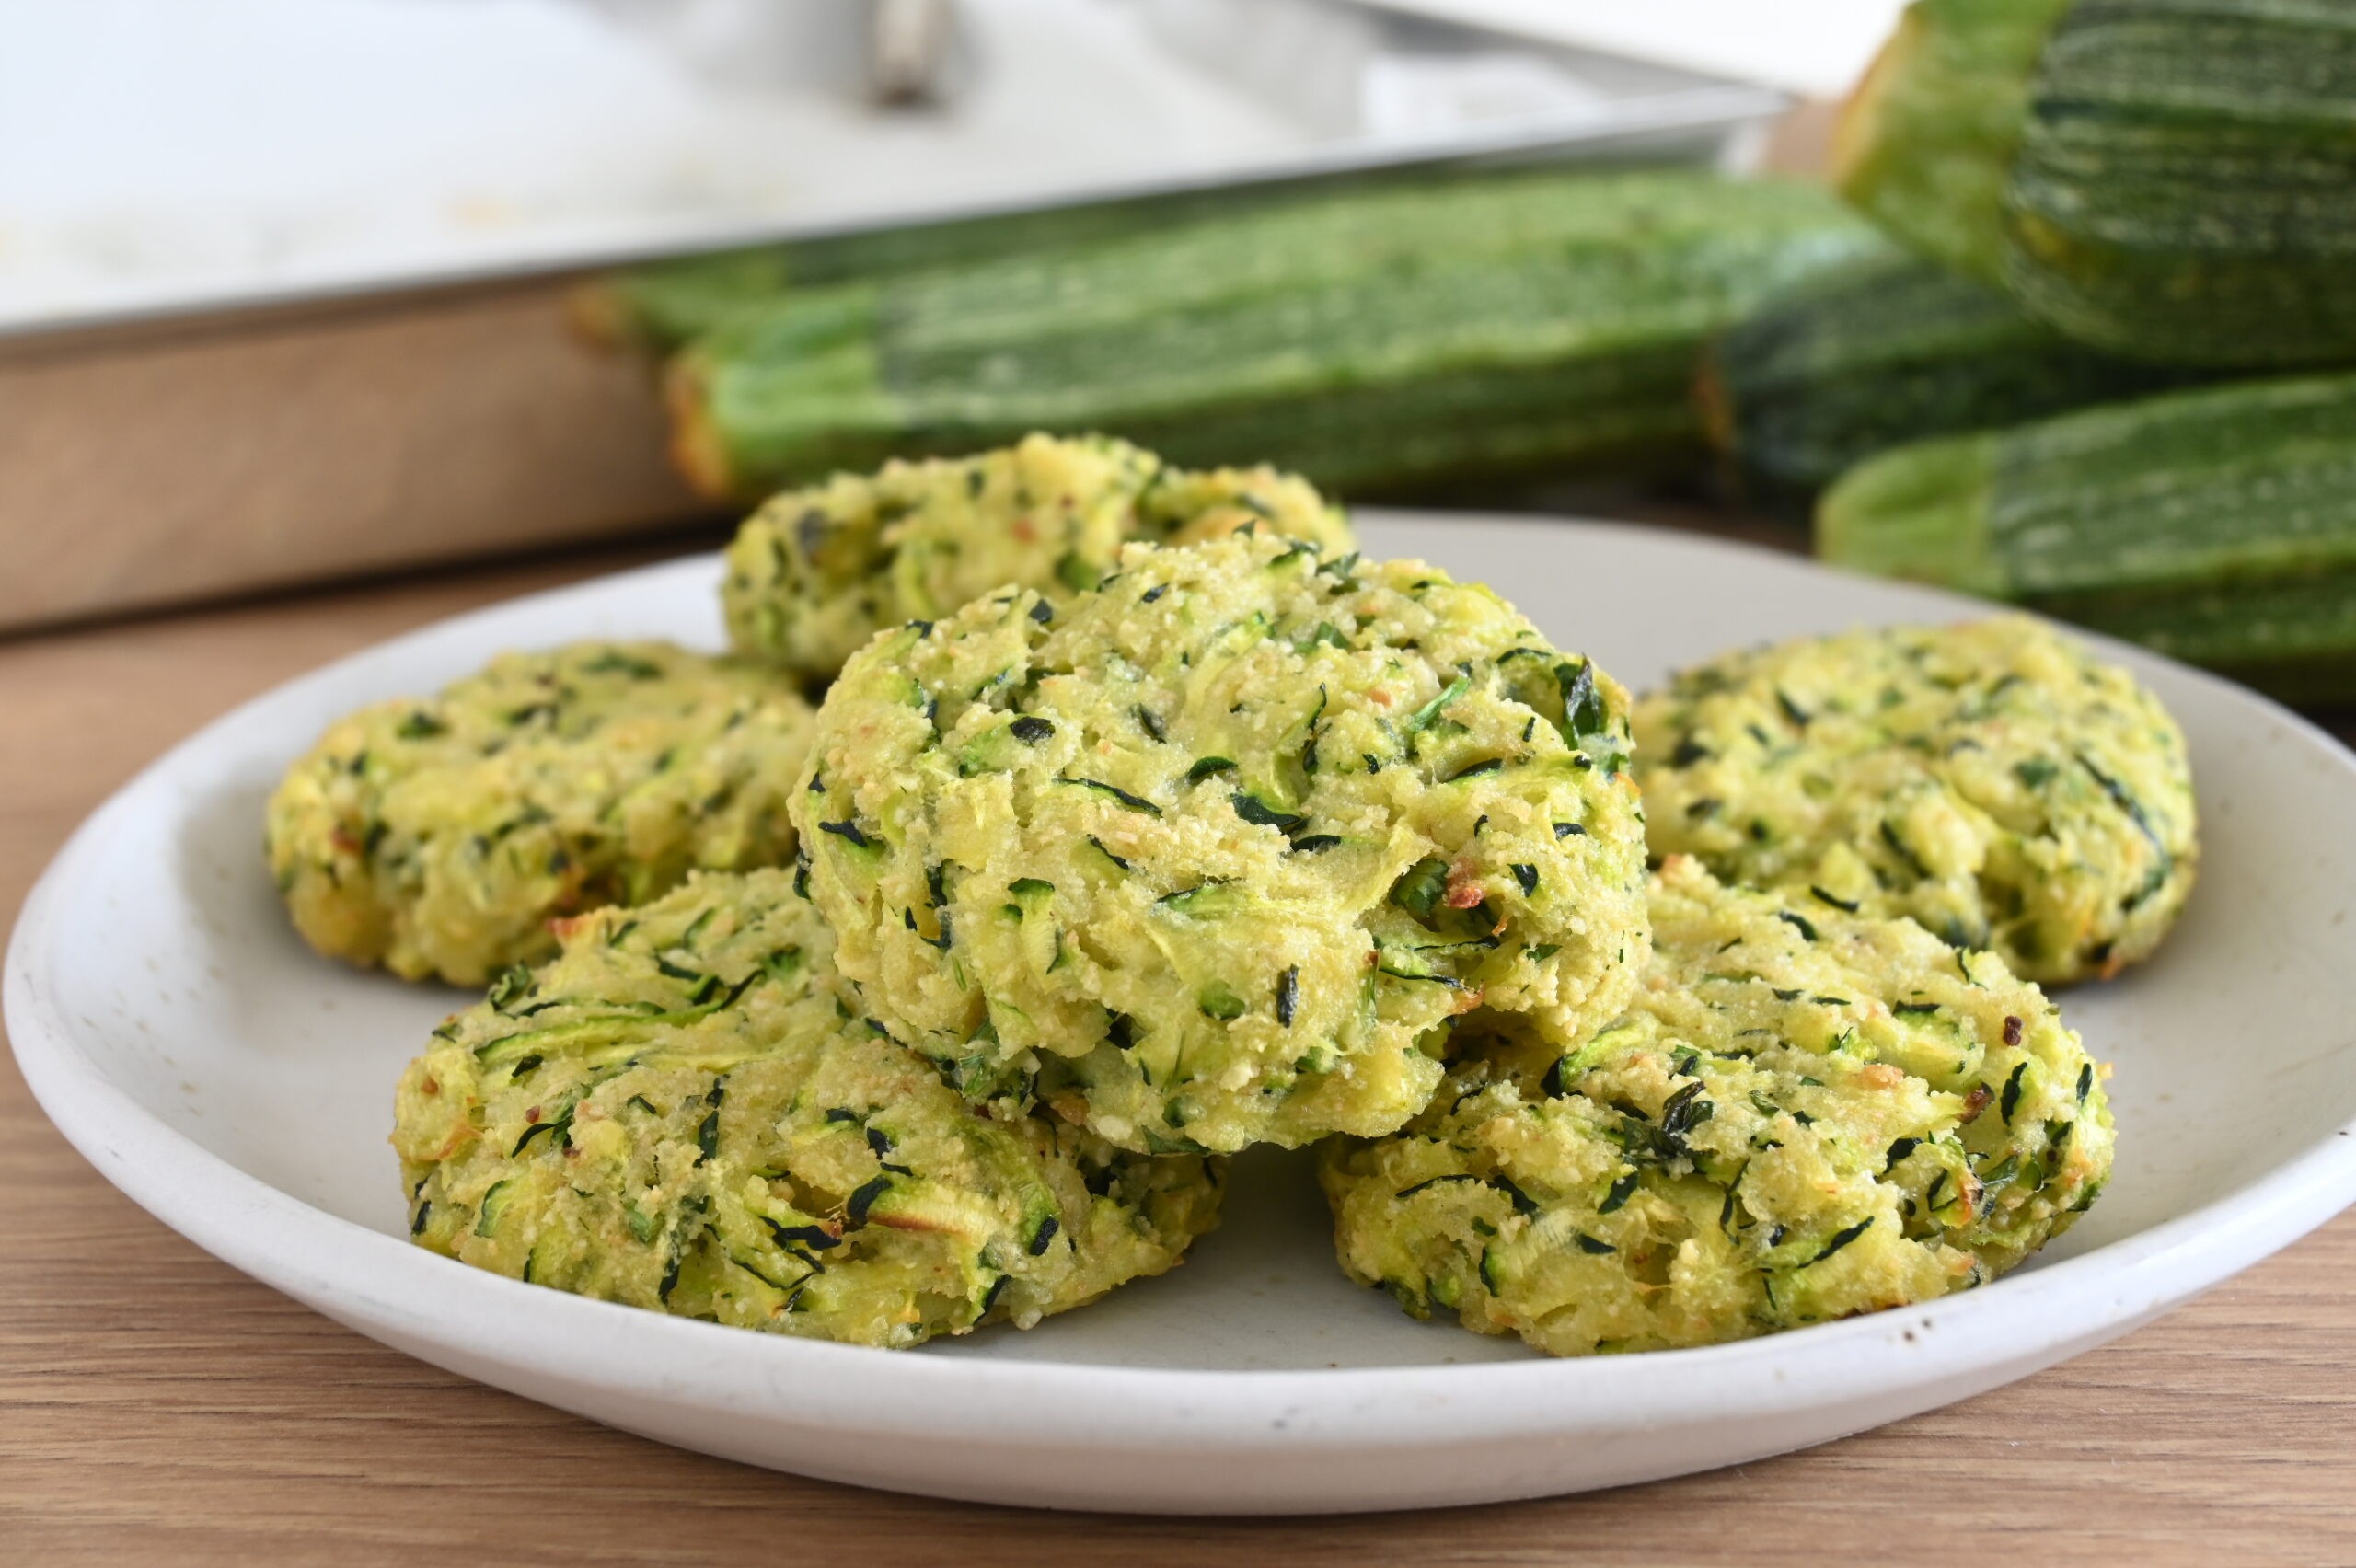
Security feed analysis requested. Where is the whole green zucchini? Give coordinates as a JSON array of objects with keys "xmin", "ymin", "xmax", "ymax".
[
  {"xmin": 576, "ymin": 166, "xmax": 1461, "ymax": 354},
  {"xmin": 1833, "ymin": 0, "xmax": 2073, "ymax": 285},
  {"xmin": 1702, "ymin": 249, "xmax": 2199, "ymax": 508},
  {"xmin": 1817, "ymin": 372, "xmax": 2356, "ymax": 702},
  {"xmin": 664, "ymin": 168, "xmax": 1884, "ymax": 502},
  {"xmin": 1838, "ymin": 0, "xmax": 2356, "ymax": 368}
]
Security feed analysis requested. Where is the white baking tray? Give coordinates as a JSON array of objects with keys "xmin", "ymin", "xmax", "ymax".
[{"xmin": 0, "ymin": 0, "xmax": 1784, "ymax": 340}]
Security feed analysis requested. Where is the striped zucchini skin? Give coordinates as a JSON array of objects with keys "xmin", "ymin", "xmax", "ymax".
[
  {"xmin": 666, "ymin": 170, "xmax": 1885, "ymax": 502},
  {"xmin": 574, "ymin": 248, "xmax": 794, "ymax": 356},
  {"xmin": 2073, "ymin": 573, "xmax": 2356, "ymax": 707},
  {"xmin": 1703, "ymin": 249, "xmax": 2198, "ymax": 508},
  {"xmin": 2006, "ymin": 0, "xmax": 2356, "ymax": 366},
  {"xmin": 1816, "ymin": 373, "xmax": 2356, "ymax": 700},
  {"xmin": 1833, "ymin": 0, "xmax": 2074, "ymax": 284},
  {"xmin": 574, "ymin": 166, "xmax": 1484, "ymax": 354},
  {"xmin": 1841, "ymin": 0, "xmax": 2356, "ymax": 368}
]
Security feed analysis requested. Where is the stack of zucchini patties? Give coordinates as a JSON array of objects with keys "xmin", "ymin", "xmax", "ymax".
[
  {"xmin": 273, "ymin": 433, "xmax": 2187, "ymax": 1358},
  {"xmin": 1323, "ymin": 616, "xmax": 2179, "ymax": 1355},
  {"xmin": 1703, "ymin": 0, "xmax": 2356, "ymax": 706},
  {"xmin": 277, "ymin": 435, "xmax": 1343, "ymax": 1348}
]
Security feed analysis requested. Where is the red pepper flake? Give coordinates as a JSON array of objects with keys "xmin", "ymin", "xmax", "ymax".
[
  {"xmin": 2002, "ymin": 1015, "xmax": 2023, "ymax": 1047},
  {"xmin": 421, "ymin": 1078, "xmax": 440, "ymax": 1097},
  {"xmin": 1959, "ymin": 1086, "xmax": 1992, "ymax": 1124},
  {"xmin": 1011, "ymin": 517, "xmax": 1036, "ymax": 543},
  {"xmin": 525, "ymin": 1106, "xmax": 542, "ymax": 1124},
  {"xmin": 1443, "ymin": 863, "xmax": 1486, "ymax": 909}
]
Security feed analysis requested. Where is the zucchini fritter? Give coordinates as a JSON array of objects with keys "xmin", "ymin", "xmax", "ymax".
[
  {"xmin": 268, "ymin": 641, "xmax": 812, "ymax": 986},
  {"xmin": 1321, "ymin": 858, "xmax": 2113, "ymax": 1355},
  {"xmin": 395, "ymin": 870, "xmax": 1221, "ymax": 1348},
  {"xmin": 797, "ymin": 532, "xmax": 1650, "ymax": 1154},
  {"xmin": 721, "ymin": 432, "xmax": 1353, "ymax": 685},
  {"xmin": 1634, "ymin": 617, "xmax": 2196, "ymax": 983}
]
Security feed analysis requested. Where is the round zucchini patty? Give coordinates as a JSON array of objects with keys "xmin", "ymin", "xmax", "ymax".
[
  {"xmin": 796, "ymin": 532, "xmax": 1650, "ymax": 1154},
  {"xmin": 1322, "ymin": 857, "xmax": 2113, "ymax": 1355},
  {"xmin": 267, "ymin": 640, "xmax": 813, "ymax": 987},
  {"xmin": 722, "ymin": 432, "xmax": 1353, "ymax": 685},
  {"xmin": 1634, "ymin": 617, "xmax": 2196, "ymax": 983},
  {"xmin": 396, "ymin": 869, "xmax": 1221, "ymax": 1348}
]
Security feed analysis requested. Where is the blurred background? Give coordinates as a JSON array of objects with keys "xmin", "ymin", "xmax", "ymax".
[
  {"xmin": 2, "ymin": 0, "xmax": 1904, "ymax": 329},
  {"xmin": 0, "ymin": 0, "xmax": 1901, "ymax": 635},
  {"xmin": 21, "ymin": 0, "xmax": 2352, "ymax": 711}
]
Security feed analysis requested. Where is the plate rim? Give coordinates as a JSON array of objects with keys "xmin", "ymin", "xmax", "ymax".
[{"xmin": 12, "ymin": 513, "xmax": 2356, "ymax": 1492}]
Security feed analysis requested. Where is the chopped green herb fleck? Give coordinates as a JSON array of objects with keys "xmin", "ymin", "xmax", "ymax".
[
  {"xmin": 1406, "ymin": 674, "xmax": 1472, "ymax": 733},
  {"xmin": 1063, "ymin": 777, "xmax": 1161, "ymax": 815},
  {"xmin": 1807, "ymin": 1216, "xmax": 1873, "ymax": 1265},
  {"xmin": 1554, "ymin": 661, "xmax": 1609, "ymax": 745},
  {"xmin": 845, "ymin": 1175, "xmax": 894, "ymax": 1227},
  {"xmin": 1396, "ymin": 1173, "xmax": 1481, "ymax": 1200},
  {"xmin": 1390, "ymin": 858, "xmax": 1449, "ymax": 919},
  {"xmin": 1491, "ymin": 1176, "xmax": 1541, "ymax": 1216},
  {"xmin": 1230, "ymin": 793, "xmax": 1306, "ymax": 833},
  {"xmin": 1027, "ymin": 1215, "xmax": 1061, "ymax": 1256},
  {"xmin": 486, "ymin": 964, "xmax": 534, "ymax": 1013}
]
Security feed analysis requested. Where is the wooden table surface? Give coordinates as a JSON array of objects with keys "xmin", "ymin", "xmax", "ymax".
[{"xmin": 4, "ymin": 537, "xmax": 2352, "ymax": 1566}]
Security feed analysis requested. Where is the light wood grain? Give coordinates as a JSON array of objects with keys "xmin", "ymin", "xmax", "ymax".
[{"xmin": 3, "ymin": 545, "xmax": 2352, "ymax": 1567}]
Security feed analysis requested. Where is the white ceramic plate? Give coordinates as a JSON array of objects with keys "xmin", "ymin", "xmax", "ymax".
[{"xmin": 14, "ymin": 514, "xmax": 2356, "ymax": 1515}]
